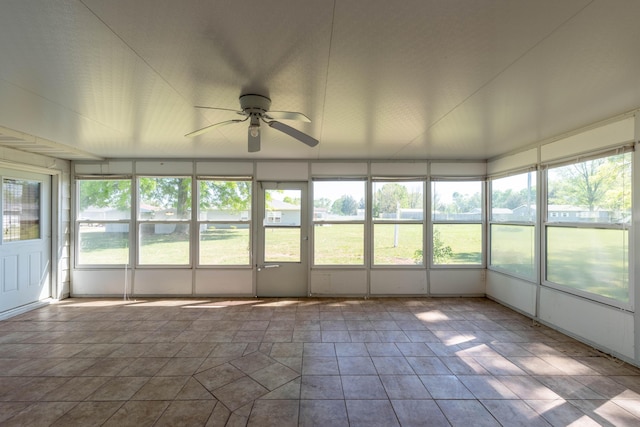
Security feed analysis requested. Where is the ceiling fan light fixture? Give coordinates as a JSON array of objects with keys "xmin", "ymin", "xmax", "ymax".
[{"xmin": 249, "ymin": 115, "xmax": 260, "ymax": 137}]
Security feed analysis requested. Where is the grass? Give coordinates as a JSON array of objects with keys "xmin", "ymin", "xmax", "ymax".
[
  {"xmin": 490, "ymin": 224, "xmax": 535, "ymax": 277},
  {"xmin": 372, "ymin": 224, "xmax": 423, "ymax": 265},
  {"xmin": 77, "ymin": 223, "xmax": 630, "ymax": 303},
  {"xmin": 546, "ymin": 227, "xmax": 628, "ymax": 302},
  {"xmin": 432, "ymin": 224, "xmax": 482, "ymax": 265},
  {"xmin": 315, "ymin": 224, "xmax": 364, "ymax": 265},
  {"xmin": 78, "ymin": 223, "xmax": 481, "ymax": 266}
]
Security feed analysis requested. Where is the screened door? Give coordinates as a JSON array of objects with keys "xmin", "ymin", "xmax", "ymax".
[
  {"xmin": 256, "ymin": 182, "xmax": 308, "ymax": 297},
  {"xmin": 0, "ymin": 168, "xmax": 51, "ymax": 313}
]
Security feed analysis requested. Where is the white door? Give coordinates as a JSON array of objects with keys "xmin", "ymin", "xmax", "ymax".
[
  {"xmin": 0, "ymin": 168, "xmax": 51, "ymax": 313},
  {"xmin": 256, "ymin": 182, "xmax": 308, "ymax": 297}
]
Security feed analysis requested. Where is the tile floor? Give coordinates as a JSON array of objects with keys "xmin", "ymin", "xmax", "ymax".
[{"xmin": 1, "ymin": 297, "xmax": 640, "ymax": 426}]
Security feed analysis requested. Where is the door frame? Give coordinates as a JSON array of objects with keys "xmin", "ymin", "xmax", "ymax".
[
  {"xmin": 255, "ymin": 181, "xmax": 309, "ymax": 297},
  {"xmin": 0, "ymin": 162, "xmax": 59, "ymax": 317}
]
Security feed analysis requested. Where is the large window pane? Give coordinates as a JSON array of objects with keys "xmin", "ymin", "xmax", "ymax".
[
  {"xmin": 372, "ymin": 181, "xmax": 423, "ymax": 220},
  {"xmin": 199, "ymin": 224, "xmax": 250, "ymax": 265},
  {"xmin": 139, "ymin": 177, "xmax": 191, "ymax": 220},
  {"xmin": 78, "ymin": 223, "xmax": 129, "ymax": 265},
  {"xmin": 545, "ymin": 152, "xmax": 631, "ymax": 305},
  {"xmin": 313, "ymin": 181, "xmax": 365, "ymax": 221},
  {"xmin": 547, "ymin": 153, "xmax": 631, "ymax": 223},
  {"xmin": 314, "ymin": 224, "xmax": 364, "ymax": 265},
  {"xmin": 139, "ymin": 223, "xmax": 190, "ymax": 265},
  {"xmin": 547, "ymin": 227, "xmax": 628, "ymax": 302},
  {"xmin": 313, "ymin": 180, "xmax": 365, "ymax": 266},
  {"xmin": 78, "ymin": 179, "xmax": 131, "ymax": 220},
  {"xmin": 432, "ymin": 224, "xmax": 482, "ymax": 265},
  {"xmin": 432, "ymin": 181, "xmax": 482, "ymax": 266},
  {"xmin": 432, "ymin": 181, "xmax": 482, "ymax": 221},
  {"xmin": 373, "ymin": 223, "xmax": 423, "ymax": 265},
  {"xmin": 490, "ymin": 224, "xmax": 534, "ymax": 277},
  {"xmin": 76, "ymin": 179, "xmax": 131, "ymax": 266},
  {"xmin": 198, "ymin": 179, "xmax": 251, "ymax": 266},
  {"xmin": 3, "ymin": 178, "xmax": 40, "ymax": 241},
  {"xmin": 138, "ymin": 177, "xmax": 191, "ymax": 265},
  {"xmin": 491, "ymin": 172, "xmax": 536, "ymax": 222},
  {"xmin": 199, "ymin": 180, "xmax": 251, "ymax": 221}
]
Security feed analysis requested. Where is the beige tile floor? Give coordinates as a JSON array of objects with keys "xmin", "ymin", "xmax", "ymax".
[{"xmin": 1, "ymin": 297, "xmax": 640, "ymax": 426}]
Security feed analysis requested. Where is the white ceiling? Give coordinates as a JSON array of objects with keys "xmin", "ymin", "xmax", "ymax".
[{"xmin": 1, "ymin": 0, "xmax": 639, "ymax": 161}]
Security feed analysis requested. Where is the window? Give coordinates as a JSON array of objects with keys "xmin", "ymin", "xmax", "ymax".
[
  {"xmin": 431, "ymin": 180, "xmax": 482, "ymax": 265},
  {"xmin": 76, "ymin": 178, "xmax": 131, "ymax": 265},
  {"xmin": 489, "ymin": 171, "xmax": 536, "ymax": 278},
  {"xmin": 3, "ymin": 178, "xmax": 40, "ymax": 242},
  {"xmin": 264, "ymin": 188, "xmax": 302, "ymax": 262},
  {"xmin": 372, "ymin": 180, "xmax": 424, "ymax": 265},
  {"xmin": 313, "ymin": 180, "xmax": 365, "ymax": 265},
  {"xmin": 138, "ymin": 176, "xmax": 191, "ymax": 265},
  {"xmin": 545, "ymin": 152, "xmax": 631, "ymax": 303},
  {"xmin": 198, "ymin": 179, "xmax": 251, "ymax": 266}
]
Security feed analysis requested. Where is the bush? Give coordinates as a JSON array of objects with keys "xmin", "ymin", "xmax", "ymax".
[{"xmin": 413, "ymin": 229, "xmax": 453, "ymax": 264}]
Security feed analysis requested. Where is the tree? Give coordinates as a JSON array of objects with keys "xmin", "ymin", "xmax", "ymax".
[
  {"xmin": 314, "ymin": 197, "xmax": 332, "ymax": 209},
  {"xmin": 139, "ymin": 177, "xmax": 192, "ymax": 233},
  {"xmin": 331, "ymin": 195, "xmax": 358, "ymax": 216},
  {"xmin": 283, "ymin": 196, "xmax": 301, "ymax": 206},
  {"xmin": 199, "ymin": 180, "xmax": 251, "ymax": 212},
  {"xmin": 413, "ymin": 229, "xmax": 453, "ymax": 264},
  {"xmin": 549, "ymin": 154, "xmax": 628, "ymax": 212},
  {"xmin": 448, "ymin": 191, "xmax": 480, "ymax": 213},
  {"xmin": 373, "ymin": 183, "xmax": 409, "ymax": 217},
  {"xmin": 139, "ymin": 177, "xmax": 192, "ymax": 220},
  {"xmin": 78, "ymin": 179, "xmax": 131, "ymax": 212},
  {"xmin": 81, "ymin": 178, "xmax": 254, "ymax": 235},
  {"xmin": 407, "ymin": 190, "xmax": 423, "ymax": 209},
  {"xmin": 492, "ymin": 187, "xmax": 536, "ymax": 210},
  {"xmin": 602, "ymin": 157, "xmax": 632, "ymax": 217}
]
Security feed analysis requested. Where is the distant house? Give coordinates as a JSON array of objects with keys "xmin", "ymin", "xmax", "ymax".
[
  {"xmin": 512, "ymin": 204, "xmax": 613, "ymax": 222},
  {"xmin": 435, "ymin": 208, "xmax": 482, "ymax": 222},
  {"xmin": 511, "ymin": 205, "xmax": 535, "ymax": 219},
  {"xmin": 79, "ymin": 205, "xmax": 130, "ymax": 221},
  {"xmin": 378, "ymin": 208, "xmax": 424, "ymax": 220},
  {"xmin": 490, "ymin": 208, "xmax": 514, "ymax": 221},
  {"xmin": 201, "ymin": 208, "xmax": 249, "ymax": 222},
  {"xmin": 264, "ymin": 199, "xmax": 300, "ymax": 225}
]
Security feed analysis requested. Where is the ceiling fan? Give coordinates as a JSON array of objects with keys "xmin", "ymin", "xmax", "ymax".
[{"xmin": 185, "ymin": 94, "xmax": 319, "ymax": 152}]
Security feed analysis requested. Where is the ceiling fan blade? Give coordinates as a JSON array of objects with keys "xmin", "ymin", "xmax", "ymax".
[
  {"xmin": 265, "ymin": 111, "xmax": 311, "ymax": 122},
  {"xmin": 248, "ymin": 128, "xmax": 260, "ymax": 152},
  {"xmin": 194, "ymin": 106, "xmax": 242, "ymax": 113},
  {"xmin": 268, "ymin": 121, "xmax": 319, "ymax": 147},
  {"xmin": 185, "ymin": 119, "xmax": 246, "ymax": 138}
]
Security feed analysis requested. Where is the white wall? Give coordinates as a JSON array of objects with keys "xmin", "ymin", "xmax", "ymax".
[
  {"xmin": 486, "ymin": 271, "xmax": 536, "ymax": 316},
  {"xmin": 539, "ymin": 287, "xmax": 634, "ymax": 359}
]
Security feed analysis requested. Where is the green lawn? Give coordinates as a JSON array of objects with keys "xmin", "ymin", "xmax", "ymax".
[
  {"xmin": 546, "ymin": 227, "xmax": 628, "ymax": 302},
  {"xmin": 432, "ymin": 224, "xmax": 482, "ymax": 265},
  {"xmin": 78, "ymin": 222, "xmax": 630, "ymax": 303},
  {"xmin": 78, "ymin": 223, "xmax": 482, "ymax": 266},
  {"xmin": 490, "ymin": 224, "xmax": 535, "ymax": 277},
  {"xmin": 78, "ymin": 229, "xmax": 129, "ymax": 264}
]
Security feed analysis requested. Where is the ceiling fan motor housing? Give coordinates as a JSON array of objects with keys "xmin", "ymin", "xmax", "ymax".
[{"xmin": 240, "ymin": 94, "xmax": 271, "ymax": 116}]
